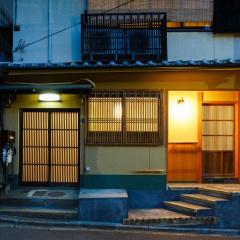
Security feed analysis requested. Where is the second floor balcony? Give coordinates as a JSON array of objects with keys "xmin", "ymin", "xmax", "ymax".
[{"xmin": 81, "ymin": 12, "xmax": 167, "ymax": 63}]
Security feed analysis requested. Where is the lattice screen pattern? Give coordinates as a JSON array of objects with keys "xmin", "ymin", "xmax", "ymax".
[
  {"xmin": 202, "ymin": 105, "xmax": 234, "ymax": 177},
  {"xmin": 88, "ymin": 0, "xmax": 213, "ymax": 22},
  {"xmin": 87, "ymin": 91, "xmax": 162, "ymax": 145},
  {"xmin": 202, "ymin": 105, "xmax": 234, "ymax": 151},
  {"xmin": 21, "ymin": 110, "xmax": 79, "ymax": 185}
]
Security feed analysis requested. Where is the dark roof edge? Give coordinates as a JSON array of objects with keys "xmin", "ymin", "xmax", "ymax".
[{"xmin": 1, "ymin": 59, "xmax": 240, "ymax": 71}]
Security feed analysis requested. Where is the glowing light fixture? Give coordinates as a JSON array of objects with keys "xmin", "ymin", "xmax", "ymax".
[
  {"xmin": 177, "ymin": 97, "xmax": 185, "ymax": 104},
  {"xmin": 39, "ymin": 93, "xmax": 60, "ymax": 102}
]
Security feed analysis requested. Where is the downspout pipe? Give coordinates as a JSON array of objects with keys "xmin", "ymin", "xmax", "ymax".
[
  {"xmin": 14, "ymin": 0, "xmax": 18, "ymax": 28},
  {"xmin": 48, "ymin": 0, "xmax": 52, "ymax": 63}
]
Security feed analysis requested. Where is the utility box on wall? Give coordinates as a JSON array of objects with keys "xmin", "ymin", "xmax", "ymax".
[
  {"xmin": 0, "ymin": 130, "xmax": 15, "ymax": 191},
  {"xmin": 0, "ymin": 130, "xmax": 15, "ymax": 164}
]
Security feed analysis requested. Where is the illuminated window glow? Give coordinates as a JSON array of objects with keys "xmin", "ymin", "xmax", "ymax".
[{"xmin": 86, "ymin": 91, "xmax": 162, "ymax": 145}]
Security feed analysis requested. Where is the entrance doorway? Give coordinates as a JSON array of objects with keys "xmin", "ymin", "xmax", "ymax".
[
  {"xmin": 20, "ymin": 109, "xmax": 80, "ymax": 186},
  {"xmin": 167, "ymin": 91, "xmax": 238, "ymax": 183},
  {"xmin": 202, "ymin": 104, "xmax": 235, "ymax": 178}
]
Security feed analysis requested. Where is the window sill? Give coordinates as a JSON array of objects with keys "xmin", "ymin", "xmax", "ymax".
[{"xmin": 135, "ymin": 169, "xmax": 166, "ymax": 175}]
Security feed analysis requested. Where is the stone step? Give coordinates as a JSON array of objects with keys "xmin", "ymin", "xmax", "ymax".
[
  {"xmin": 181, "ymin": 194, "xmax": 228, "ymax": 207},
  {"xmin": 0, "ymin": 206, "xmax": 78, "ymax": 219},
  {"xmin": 199, "ymin": 187, "xmax": 232, "ymax": 200},
  {"xmin": 164, "ymin": 201, "xmax": 213, "ymax": 217},
  {"xmin": 124, "ymin": 208, "xmax": 216, "ymax": 226}
]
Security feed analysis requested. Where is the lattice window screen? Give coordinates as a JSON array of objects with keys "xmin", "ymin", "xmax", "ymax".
[
  {"xmin": 88, "ymin": 97, "xmax": 122, "ymax": 132},
  {"xmin": 21, "ymin": 110, "xmax": 79, "ymax": 185},
  {"xmin": 202, "ymin": 105, "xmax": 234, "ymax": 151},
  {"xmin": 87, "ymin": 0, "xmax": 213, "ymax": 22},
  {"xmin": 86, "ymin": 91, "xmax": 162, "ymax": 145},
  {"xmin": 125, "ymin": 97, "xmax": 159, "ymax": 132}
]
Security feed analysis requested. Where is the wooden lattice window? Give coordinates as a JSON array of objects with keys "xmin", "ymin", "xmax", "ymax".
[
  {"xmin": 86, "ymin": 90, "xmax": 162, "ymax": 145},
  {"xmin": 202, "ymin": 105, "xmax": 235, "ymax": 177}
]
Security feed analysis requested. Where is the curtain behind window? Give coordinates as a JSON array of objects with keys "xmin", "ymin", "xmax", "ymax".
[{"xmin": 213, "ymin": 0, "xmax": 240, "ymax": 33}]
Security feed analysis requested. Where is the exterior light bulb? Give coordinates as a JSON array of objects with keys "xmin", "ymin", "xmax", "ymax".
[{"xmin": 39, "ymin": 93, "xmax": 60, "ymax": 102}]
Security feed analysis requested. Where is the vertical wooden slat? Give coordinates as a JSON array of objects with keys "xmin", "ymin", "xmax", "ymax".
[
  {"xmin": 50, "ymin": 111, "xmax": 79, "ymax": 184},
  {"xmin": 87, "ymin": 91, "xmax": 161, "ymax": 144},
  {"xmin": 21, "ymin": 110, "xmax": 79, "ymax": 185}
]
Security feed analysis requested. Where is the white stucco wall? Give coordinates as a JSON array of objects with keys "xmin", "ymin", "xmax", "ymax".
[
  {"xmin": 168, "ymin": 32, "xmax": 240, "ymax": 61},
  {"xmin": 12, "ymin": 0, "xmax": 240, "ymax": 63},
  {"xmin": 13, "ymin": 0, "xmax": 86, "ymax": 63}
]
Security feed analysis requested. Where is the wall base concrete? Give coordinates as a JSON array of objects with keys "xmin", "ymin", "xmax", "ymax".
[
  {"xmin": 79, "ymin": 189, "xmax": 128, "ymax": 223},
  {"xmin": 214, "ymin": 195, "xmax": 240, "ymax": 229}
]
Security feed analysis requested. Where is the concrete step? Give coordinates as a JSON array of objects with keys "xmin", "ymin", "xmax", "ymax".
[
  {"xmin": 202, "ymin": 177, "xmax": 238, "ymax": 184},
  {"xmin": 0, "ymin": 189, "xmax": 79, "ymax": 209},
  {"xmin": 181, "ymin": 194, "xmax": 228, "ymax": 207},
  {"xmin": 199, "ymin": 187, "xmax": 232, "ymax": 200},
  {"xmin": 0, "ymin": 197, "xmax": 78, "ymax": 209},
  {"xmin": 124, "ymin": 208, "xmax": 216, "ymax": 226},
  {"xmin": 0, "ymin": 206, "xmax": 78, "ymax": 219},
  {"xmin": 164, "ymin": 201, "xmax": 213, "ymax": 217}
]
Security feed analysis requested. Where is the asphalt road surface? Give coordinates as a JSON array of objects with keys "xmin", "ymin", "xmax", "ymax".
[{"xmin": 0, "ymin": 225, "xmax": 240, "ymax": 240}]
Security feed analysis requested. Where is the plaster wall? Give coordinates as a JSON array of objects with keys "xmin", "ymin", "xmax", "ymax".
[
  {"xmin": 168, "ymin": 32, "xmax": 240, "ymax": 61},
  {"xmin": 12, "ymin": 0, "xmax": 240, "ymax": 63},
  {"xmin": 13, "ymin": 0, "xmax": 86, "ymax": 63}
]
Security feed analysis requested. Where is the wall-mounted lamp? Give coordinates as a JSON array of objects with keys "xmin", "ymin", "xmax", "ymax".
[
  {"xmin": 177, "ymin": 97, "xmax": 185, "ymax": 104},
  {"xmin": 39, "ymin": 93, "xmax": 61, "ymax": 102}
]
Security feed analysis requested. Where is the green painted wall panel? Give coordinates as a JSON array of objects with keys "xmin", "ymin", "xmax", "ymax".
[{"xmin": 82, "ymin": 174, "xmax": 166, "ymax": 190}]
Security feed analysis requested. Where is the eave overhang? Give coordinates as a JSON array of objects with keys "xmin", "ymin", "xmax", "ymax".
[{"xmin": 1, "ymin": 59, "xmax": 240, "ymax": 76}]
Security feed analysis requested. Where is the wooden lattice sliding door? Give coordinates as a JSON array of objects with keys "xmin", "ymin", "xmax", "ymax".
[
  {"xmin": 20, "ymin": 109, "xmax": 80, "ymax": 186},
  {"xmin": 202, "ymin": 105, "xmax": 235, "ymax": 177}
]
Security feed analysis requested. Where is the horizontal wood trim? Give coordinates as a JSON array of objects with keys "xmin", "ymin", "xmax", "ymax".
[{"xmin": 135, "ymin": 169, "xmax": 165, "ymax": 174}]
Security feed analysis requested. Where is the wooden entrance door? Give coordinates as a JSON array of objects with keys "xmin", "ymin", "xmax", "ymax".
[
  {"xmin": 20, "ymin": 109, "xmax": 80, "ymax": 186},
  {"xmin": 202, "ymin": 105, "xmax": 235, "ymax": 177}
]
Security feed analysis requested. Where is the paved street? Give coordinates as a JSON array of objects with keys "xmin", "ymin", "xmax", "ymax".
[{"xmin": 0, "ymin": 225, "xmax": 239, "ymax": 240}]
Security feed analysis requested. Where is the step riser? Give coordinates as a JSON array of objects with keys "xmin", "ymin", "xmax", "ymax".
[
  {"xmin": 0, "ymin": 198, "xmax": 78, "ymax": 209},
  {"xmin": 199, "ymin": 189, "xmax": 231, "ymax": 200},
  {"xmin": 124, "ymin": 217, "xmax": 216, "ymax": 226},
  {"xmin": 0, "ymin": 211, "xmax": 78, "ymax": 220},
  {"xmin": 180, "ymin": 196, "xmax": 212, "ymax": 208},
  {"xmin": 164, "ymin": 203, "xmax": 213, "ymax": 217}
]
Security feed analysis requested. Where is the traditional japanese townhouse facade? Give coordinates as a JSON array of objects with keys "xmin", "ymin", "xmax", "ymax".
[{"xmin": 1, "ymin": 0, "xmax": 240, "ymax": 191}]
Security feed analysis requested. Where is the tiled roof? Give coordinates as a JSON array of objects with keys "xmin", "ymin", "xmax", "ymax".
[{"xmin": 1, "ymin": 59, "xmax": 240, "ymax": 70}]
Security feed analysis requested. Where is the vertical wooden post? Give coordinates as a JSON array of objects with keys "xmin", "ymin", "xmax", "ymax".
[
  {"xmin": 197, "ymin": 92, "xmax": 203, "ymax": 183},
  {"xmin": 236, "ymin": 92, "xmax": 240, "ymax": 182}
]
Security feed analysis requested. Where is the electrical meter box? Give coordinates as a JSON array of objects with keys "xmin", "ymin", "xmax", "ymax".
[{"xmin": 0, "ymin": 130, "xmax": 15, "ymax": 165}]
